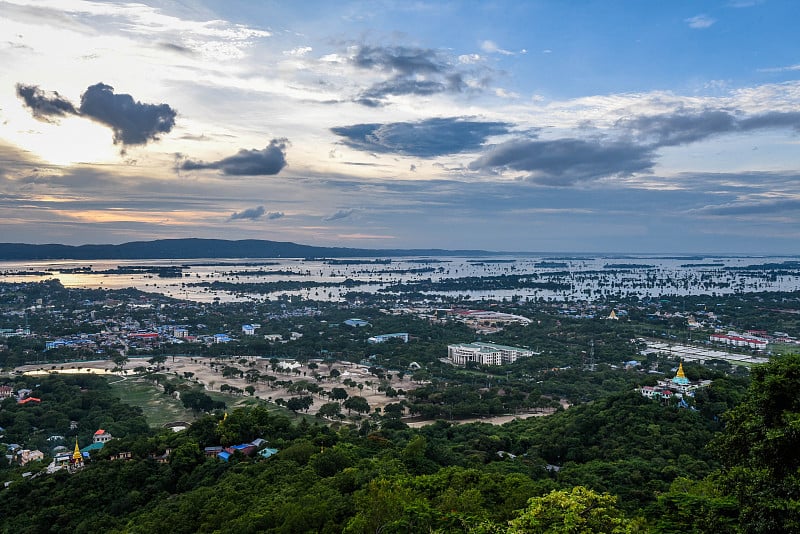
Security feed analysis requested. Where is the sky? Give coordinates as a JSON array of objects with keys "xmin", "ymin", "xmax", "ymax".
[{"xmin": 1, "ymin": 0, "xmax": 799, "ymax": 254}]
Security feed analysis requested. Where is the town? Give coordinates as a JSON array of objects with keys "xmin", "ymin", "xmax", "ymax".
[{"xmin": 1, "ymin": 267, "xmax": 799, "ymax": 531}]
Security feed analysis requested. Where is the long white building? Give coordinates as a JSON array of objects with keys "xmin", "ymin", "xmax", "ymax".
[{"xmin": 447, "ymin": 342, "xmax": 533, "ymax": 366}]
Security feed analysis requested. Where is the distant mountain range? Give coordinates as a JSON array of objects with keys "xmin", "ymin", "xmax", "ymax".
[{"xmin": 0, "ymin": 238, "xmax": 495, "ymax": 260}]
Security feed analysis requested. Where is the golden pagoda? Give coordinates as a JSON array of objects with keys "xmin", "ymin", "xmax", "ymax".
[
  {"xmin": 71, "ymin": 437, "xmax": 83, "ymax": 465},
  {"xmin": 672, "ymin": 361, "xmax": 690, "ymax": 386}
]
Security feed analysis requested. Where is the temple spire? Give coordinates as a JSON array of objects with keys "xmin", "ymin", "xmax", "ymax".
[
  {"xmin": 672, "ymin": 361, "xmax": 690, "ymax": 386},
  {"xmin": 72, "ymin": 437, "xmax": 82, "ymax": 464}
]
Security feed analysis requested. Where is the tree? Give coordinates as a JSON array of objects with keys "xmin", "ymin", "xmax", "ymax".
[
  {"xmin": 148, "ymin": 354, "xmax": 167, "ymax": 369},
  {"xmin": 331, "ymin": 387, "xmax": 348, "ymax": 401},
  {"xmin": 287, "ymin": 396, "xmax": 313, "ymax": 414},
  {"xmin": 317, "ymin": 402, "xmax": 342, "ymax": 420},
  {"xmin": 507, "ymin": 486, "xmax": 638, "ymax": 534},
  {"xmin": 711, "ymin": 354, "xmax": 800, "ymax": 532},
  {"xmin": 112, "ymin": 352, "xmax": 128, "ymax": 370},
  {"xmin": 245, "ymin": 385, "xmax": 255, "ymax": 396},
  {"xmin": 343, "ymin": 395, "xmax": 370, "ymax": 415}
]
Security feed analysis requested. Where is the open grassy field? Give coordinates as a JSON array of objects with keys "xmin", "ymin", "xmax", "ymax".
[
  {"xmin": 110, "ymin": 376, "xmax": 309, "ymax": 427},
  {"xmin": 109, "ymin": 377, "xmax": 197, "ymax": 427}
]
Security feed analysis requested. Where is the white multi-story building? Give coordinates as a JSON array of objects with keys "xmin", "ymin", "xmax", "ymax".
[{"xmin": 447, "ymin": 342, "xmax": 533, "ymax": 366}]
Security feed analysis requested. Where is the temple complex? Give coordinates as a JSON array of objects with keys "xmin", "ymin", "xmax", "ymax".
[{"xmin": 639, "ymin": 361, "xmax": 711, "ymax": 401}]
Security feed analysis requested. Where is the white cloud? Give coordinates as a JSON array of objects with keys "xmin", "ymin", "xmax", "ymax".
[
  {"xmin": 758, "ymin": 63, "xmax": 800, "ymax": 73},
  {"xmin": 685, "ymin": 14, "xmax": 716, "ymax": 29},
  {"xmin": 284, "ymin": 46, "xmax": 312, "ymax": 57},
  {"xmin": 458, "ymin": 53, "xmax": 482, "ymax": 64},
  {"xmin": 480, "ymin": 40, "xmax": 514, "ymax": 55}
]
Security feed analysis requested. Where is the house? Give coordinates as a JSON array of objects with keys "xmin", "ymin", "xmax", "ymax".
[
  {"xmin": 204, "ymin": 446, "xmax": 224, "ymax": 457},
  {"xmin": 18, "ymin": 449, "xmax": 44, "ymax": 465},
  {"xmin": 344, "ymin": 318, "xmax": 370, "ymax": 327},
  {"xmin": 259, "ymin": 447, "xmax": 279, "ymax": 459},
  {"xmin": 242, "ymin": 324, "xmax": 256, "ymax": 335},
  {"xmin": 93, "ymin": 429, "xmax": 113, "ymax": 443},
  {"xmin": 0, "ymin": 385, "xmax": 12, "ymax": 398},
  {"xmin": 213, "ymin": 333, "xmax": 232, "ymax": 343}
]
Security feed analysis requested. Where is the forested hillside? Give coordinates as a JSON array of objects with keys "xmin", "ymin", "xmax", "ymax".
[{"xmin": 1, "ymin": 356, "xmax": 795, "ymax": 533}]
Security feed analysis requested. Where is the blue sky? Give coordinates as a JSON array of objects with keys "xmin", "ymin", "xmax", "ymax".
[{"xmin": 1, "ymin": 0, "xmax": 799, "ymax": 253}]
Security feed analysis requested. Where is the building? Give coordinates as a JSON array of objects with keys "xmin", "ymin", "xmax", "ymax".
[
  {"xmin": 368, "ymin": 333, "xmax": 409, "ymax": 344},
  {"xmin": 710, "ymin": 332, "xmax": 768, "ymax": 350},
  {"xmin": 0, "ymin": 385, "xmax": 12, "ymax": 399},
  {"xmin": 344, "ymin": 318, "xmax": 370, "ymax": 327},
  {"xmin": 18, "ymin": 449, "xmax": 44, "ymax": 465},
  {"xmin": 242, "ymin": 324, "xmax": 256, "ymax": 335},
  {"xmin": 93, "ymin": 429, "xmax": 112, "ymax": 444},
  {"xmin": 447, "ymin": 342, "xmax": 534, "ymax": 366},
  {"xmin": 173, "ymin": 327, "xmax": 189, "ymax": 338}
]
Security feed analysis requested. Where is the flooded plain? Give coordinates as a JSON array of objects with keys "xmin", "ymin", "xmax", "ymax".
[{"xmin": 2, "ymin": 255, "xmax": 799, "ymax": 303}]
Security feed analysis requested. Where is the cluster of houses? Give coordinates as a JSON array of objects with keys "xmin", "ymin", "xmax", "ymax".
[{"xmin": 204, "ymin": 439, "xmax": 278, "ymax": 461}]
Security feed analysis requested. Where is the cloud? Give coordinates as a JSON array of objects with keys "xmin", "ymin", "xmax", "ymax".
[
  {"xmin": 331, "ymin": 117, "xmax": 511, "ymax": 157},
  {"xmin": 685, "ymin": 14, "xmax": 716, "ymax": 29},
  {"xmin": 758, "ymin": 63, "xmax": 800, "ymax": 73},
  {"xmin": 620, "ymin": 110, "xmax": 800, "ymax": 147},
  {"xmin": 15, "ymin": 83, "xmax": 77, "ymax": 122},
  {"xmin": 469, "ymin": 138, "xmax": 655, "ymax": 186},
  {"xmin": 324, "ymin": 208, "xmax": 355, "ymax": 221},
  {"xmin": 78, "ymin": 83, "xmax": 177, "ymax": 146},
  {"xmin": 283, "ymin": 46, "xmax": 312, "ymax": 56},
  {"xmin": 480, "ymin": 40, "xmax": 514, "ymax": 55},
  {"xmin": 350, "ymin": 45, "xmax": 473, "ymax": 105},
  {"xmin": 229, "ymin": 206, "xmax": 266, "ymax": 220},
  {"xmin": 267, "ymin": 211, "xmax": 285, "ymax": 220},
  {"xmin": 691, "ymin": 197, "xmax": 800, "ymax": 216},
  {"xmin": 157, "ymin": 42, "xmax": 195, "ymax": 55},
  {"xmin": 458, "ymin": 54, "xmax": 482, "ymax": 64},
  {"xmin": 182, "ymin": 138, "xmax": 288, "ymax": 175}
]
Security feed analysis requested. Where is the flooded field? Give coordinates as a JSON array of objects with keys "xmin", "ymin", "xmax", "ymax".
[{"xmin": 2, "ymin": 255, "xmax": 799, "ymax": 303}]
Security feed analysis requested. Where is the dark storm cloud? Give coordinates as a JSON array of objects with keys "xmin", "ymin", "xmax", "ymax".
[
  {"xmin": 620, "ymin": 110, "xmax": 800, "ymax": 147},
  {"xmin": 229, "ymin": 206, "xmax": 265, "ymax": 220},
  {"xmin": 15, "ymin": 83, "xmax": 77, "ymax": 121},
  {"xmin": 78, "ymin": 83, "xmax": 177, "ymax": 145},
  {"xmin": 324, "ymin": 208, "xmax": 355, "ymax": 221},
  {"xmin": 181, "ymin": 139, "xmax": 288, "ymax": 176},
  {"xmin": 351, "ymin": 45, "xmax": 472, "ymax": 106},
  {"xmin": 331, "ymin": 117, "xmax": 511, "ymax": 157},
  {"xmin": 469, "ymin": 138, "xmax": 655, "ymax": 186}
]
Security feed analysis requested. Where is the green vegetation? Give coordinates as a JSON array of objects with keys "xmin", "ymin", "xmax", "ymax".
[{"xmin": 109, "ymin": 378, "xmax": 196, "ymax": 427}]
